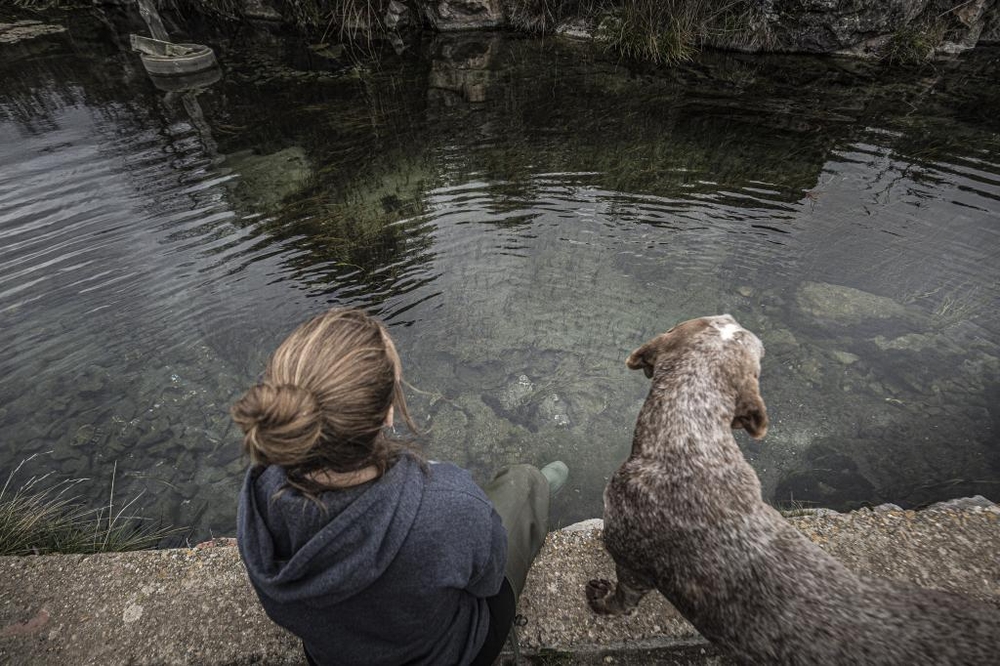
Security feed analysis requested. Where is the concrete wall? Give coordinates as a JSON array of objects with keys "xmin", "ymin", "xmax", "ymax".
[{"xmin": 2, "ymin": 501, "xmax": 999, "ymax": 664}]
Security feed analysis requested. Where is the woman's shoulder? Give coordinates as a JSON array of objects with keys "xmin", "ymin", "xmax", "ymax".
[
  {"xmin": 419, "ymin": 461, "xmax": 493, "ymax": 508},
  {"xmin": 406, "ymin": 462, "xmax": 501, "ymax": 556}
]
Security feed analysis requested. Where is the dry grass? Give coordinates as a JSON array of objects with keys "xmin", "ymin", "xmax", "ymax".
[
  {"xmin": 0, "ymin": 456, "xmax": 178, "ymax": 556},
  {"xmin": 880, "ymin": 20, "xmax": 946, "ymax": 67},
  {"xmin": 506, "ymin": 0, "xmax": 601, "ymax": 33},
  {"xmin": 600, "ymin": 0, "xmax": 772, "ymax": 65},
  {"xmin": 600, "ymin": 1, "xmax": 697, "ymax": 64}
]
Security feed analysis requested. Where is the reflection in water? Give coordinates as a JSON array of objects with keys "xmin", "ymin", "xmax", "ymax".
[{"xmin": 1, "ymin": 21, "xmax": 998, "ymax": 541}]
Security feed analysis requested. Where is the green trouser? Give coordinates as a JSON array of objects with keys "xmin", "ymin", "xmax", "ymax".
[{"xmin": 481, "ymin": 464, "xmax": 550, "ymax": 600}]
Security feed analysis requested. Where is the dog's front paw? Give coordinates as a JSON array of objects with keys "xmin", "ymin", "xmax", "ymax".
[
  {"xmin": 586, "ymin": 578, "xmax": 617, "ymax": 615},
  {"xmin": 586, "ymin": 578, "xmax": 613, "ymax": 601}
]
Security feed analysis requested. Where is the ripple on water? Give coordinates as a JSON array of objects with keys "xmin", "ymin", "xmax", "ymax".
[{"xmin": 1, "ymin": 37, "xmax": 999, "ymax": 537}]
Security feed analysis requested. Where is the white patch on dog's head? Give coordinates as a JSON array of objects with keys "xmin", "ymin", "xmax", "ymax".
[
  {"xmin": 717, "ymin": 321, "xmax": 740, "ymax": 340},
  {"xmin": 705, "ymin": 314, "xmax": 764, "ymax": 358},
  {"xmin": 707, "ymin": 314, "xmax": 742, "ymax": 340}
]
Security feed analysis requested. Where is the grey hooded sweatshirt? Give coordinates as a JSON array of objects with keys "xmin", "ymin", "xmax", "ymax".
[{"xmin": 237, "ymin": 454, "xmax": 507, "ymax": 666}]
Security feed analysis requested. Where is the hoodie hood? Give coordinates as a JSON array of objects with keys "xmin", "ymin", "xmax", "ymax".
[{"xmin": 237, "ymin": 454, "xmax": 425, "ymax": 607}]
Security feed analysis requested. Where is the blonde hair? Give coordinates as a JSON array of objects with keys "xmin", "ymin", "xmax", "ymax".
[{"xmin": 231, "ymin": 308, "xmax": 420, "ymax": 495}]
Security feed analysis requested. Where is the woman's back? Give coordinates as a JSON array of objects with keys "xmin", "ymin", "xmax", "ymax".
[
  {"xmin": 231, "ymin": 309, "xmax": 558, "ymax": 665},
  {"xmin": 238, "ymin": 454, "xmax": 507, "ymax": 665}
]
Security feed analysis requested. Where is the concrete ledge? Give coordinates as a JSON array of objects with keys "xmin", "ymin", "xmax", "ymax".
[{"xmin": 2, "ymin": 502, "xmax": 999, "ymax": 664}]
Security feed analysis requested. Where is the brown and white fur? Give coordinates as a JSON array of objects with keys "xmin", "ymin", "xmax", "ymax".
[{"xmin": 586, "ymin": 314, "xmax": 1000, "ymax": 665}]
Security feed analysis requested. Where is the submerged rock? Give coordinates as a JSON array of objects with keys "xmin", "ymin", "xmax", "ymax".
[
  {"xmin": 773, "ymin": 439, "xmax": 879, "ymax": 512},
  {"xmin": 795, "ymin": 281, "xmax": 912, "ymax": 327},
  {"xmin": 225, "ymin": 146, "xmax": 311, "ymax": 210},
  {"xmin": 453, "ymin": 393, "xmax": 532, "ymax": 469},
  {"xmin": 830, "ymin": 349, "xmax": 860, "ymax": 365},
  {"xmin": 498, "ymin": 374, "xmax": 535, "ymax": 411},
  {"xmin": 426, "ymin": 401, "xmax": 469, "ymax": 463},
  {"xmin": 537, "ymin": 393, "xmax": 570, "ymax": 428},
  {"xmin": 763, "ymin": 326, "xmax": 800, "ymax": 354},
  {"xmin": 872, "ymin": 331, "xmax": 963, "ymax": 354},
  {"xmin": 72, "ymin": 424, "xmax": 104, "ymax": 449}
]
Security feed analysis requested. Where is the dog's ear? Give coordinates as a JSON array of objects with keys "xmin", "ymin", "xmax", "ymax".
[
  {"xmin": 625, "ymin": 329, "xmax": 674, "ymax": 379},
  {"xmin": 626, "ymin": 340, "xmax": 659, "ymax": 378},
  {"xmin": 627, "ymin": 320, "xmax": 710, "ymax": 379},
  {"xmin": 732, "ymin": 376, "xmax": 768, "ymax": 439}
]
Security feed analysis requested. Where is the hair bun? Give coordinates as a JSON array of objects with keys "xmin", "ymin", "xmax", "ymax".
[{"xmin": 231, "ymin": 383, "xmax": 323, "ymax": 465}]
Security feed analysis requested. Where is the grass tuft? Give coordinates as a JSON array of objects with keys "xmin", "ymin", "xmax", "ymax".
[
  {"xmin": 599, "ymin": 5, "xmax": 694, "ymax": 65},
  {"xmin": 880, "ymin": 21, "xmax": 945, "ymax": 67},
  {"xmin": 595, "ymin": 0, "xmax": 769, "ymax": 66},
  {"xmin": 0, "ymin": 456, "xmax": 178, "ymax": 556},
  {"xmin": 776, "ymin": 496, "xmax": 821, "ymax": 517},
  {"xmin": 506, "ymin": 0, "xmax": 600, "ymax": 33}
]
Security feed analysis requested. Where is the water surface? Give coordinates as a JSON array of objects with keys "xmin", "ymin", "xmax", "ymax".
[{"xmin": 1, "ymin": 21, "xmax": 998, "ymax": 540}]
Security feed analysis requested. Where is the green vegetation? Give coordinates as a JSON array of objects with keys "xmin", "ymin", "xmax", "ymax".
[
  {"xmin": 501, "ymin": 0, "xmax": 772, "ymax": 65},
  {"xmin": 594, "ymin": 2, "xmax": 760, "ymax": 64},
  {"xmin": 880, "ymin": 21, "xmax": 946, "ymax": 67},
  {"xmin": 596, "ymin": 3, "xmax": 697, "ymax": 65},
  {"xmin": 1, "ymin": 457, "xmax": 177, "ymax": 556},
  {"xmin": 589, "ymin": 1, "xmax": 773, "ymax": 64},
  {"xmin": 506, "ymin": 0, "xmax": 594, "ymax": 33},
  {"xmin": 179, "ymin": 0, "xmax": 768, "ymax": 65}
]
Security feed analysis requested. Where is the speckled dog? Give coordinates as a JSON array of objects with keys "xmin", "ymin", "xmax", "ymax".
[{"xmin": 587, "ymin": 314, "xmax": 1000, "ymax": 664}]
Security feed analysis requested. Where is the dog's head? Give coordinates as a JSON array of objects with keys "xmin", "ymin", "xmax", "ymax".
[{"xmin": 626, "ymin": 314, "xmax": 768, "ymax": 439}]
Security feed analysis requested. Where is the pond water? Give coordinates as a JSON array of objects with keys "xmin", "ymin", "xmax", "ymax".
[{"xmin": 1, "ymin": 16, "xmax": 998, "ymax": 542}]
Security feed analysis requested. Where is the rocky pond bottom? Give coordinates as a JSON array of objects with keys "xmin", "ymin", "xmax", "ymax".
[{"xmin": 0, "ymin": 19, "xmax": 997, "ymax": 542}]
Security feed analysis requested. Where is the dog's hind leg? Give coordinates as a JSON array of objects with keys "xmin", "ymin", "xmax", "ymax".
[{"xmin": 586, "ymin": 563, "xmax": 652, "ymax": 615}]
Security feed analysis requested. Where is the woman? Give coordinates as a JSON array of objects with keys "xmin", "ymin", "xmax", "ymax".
[{"xmin": 231, "ymin": 308, "xmax": 567, "ymax": 665}]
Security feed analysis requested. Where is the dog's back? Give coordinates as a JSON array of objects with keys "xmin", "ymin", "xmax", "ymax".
[
  {"xmin": 605, "ymin": 490, "xmax": 1000, "ymax": 664},
  {"xmin": 591, "ymin": 315, "xmax": 1000, "ymax": 665}
]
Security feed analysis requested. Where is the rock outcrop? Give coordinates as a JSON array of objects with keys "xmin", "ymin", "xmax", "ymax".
[
  {"xmin": 763, "ymin": 0, "xmax": 928, "ymax": 53},
  {"xmin": 412, "ymin": 0, "xmax": 998, "ymax": 57},
  {"xmin": 100, "ymin": 0, "xmax": 997, "ymax": 58},
  {"xmin": 423, "ymin": 0, "xmax": 505, "ymax": 31},
  {"xmin": 983, "ymin": 4, "xmax": 1000, "ymax": 41},
  {"xmin": 711, "ymin": 0, "xmax": 996, "ymax": 57}
]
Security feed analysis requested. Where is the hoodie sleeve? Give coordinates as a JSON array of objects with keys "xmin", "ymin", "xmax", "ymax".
[{"xmin": 464, "ymin": 503, "xmax": 507, "ymax": 598}]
